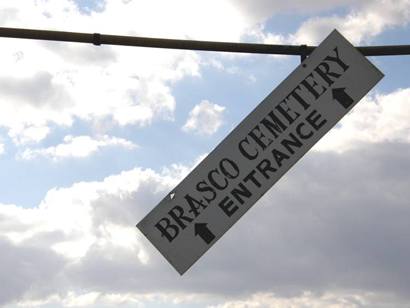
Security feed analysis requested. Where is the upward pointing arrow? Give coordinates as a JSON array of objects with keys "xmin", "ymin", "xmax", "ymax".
[
  {"xmin": 332, "ymin": 87, "xmax": 354, "ymax": 109},
  {"xmin": 194, "ymin": 223, "xmax": 215, "ymax": 245}
]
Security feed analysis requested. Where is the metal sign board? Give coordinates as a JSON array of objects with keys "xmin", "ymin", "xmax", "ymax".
[{"xmin": 137, "ymin": 30, "xmax": 384, "ymax": 275}]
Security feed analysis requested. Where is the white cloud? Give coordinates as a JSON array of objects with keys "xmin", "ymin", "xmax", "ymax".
[
  {"xmin": 228, "ymin": 0, "xmax": 367, "ymax": 24},
  {"xmin": 0, "ymin": 0, "xmax": 272, "ymax": 145},
  {"xmin": 0, "ymin": 0, "xmax": 205, "ymax": 144},
  {"xmin": 242, "ymin": 0, "xmax": 410, "ymax": 48},
  {"xmin": 20, "ymin": 135, "xmax": 137, "ymax": 160},
  {"xmin": 1, "ymin": 0, "xmax": 408, "ymax": 145},
  {"xmin": 209, "ymin": 291, "xmax": 410, "ymax": 308},
  {"xmin": 1, "ymin": 140, "xmax": 410, "ymax": 307},
  {"xmin": 315, "ymin": 88, "xmax": 410, "ymax": 152},
  {"xmin": 9, "ymin": 125, "xmax": 51, "ymax": 145},
  {"xmin": 0, "ymin": 159, "xmax": 190, "ymax": 306},
  {"xmin": 290, "ymin": 0, "xmax": 410, "ymax": 45},
  {"xmin": 183, "ymin": 100, "xmax": 225, "ymax": 135},
  {"xmin": 1, "ymin": 129, "xmax": 410, "ymax": 307}
]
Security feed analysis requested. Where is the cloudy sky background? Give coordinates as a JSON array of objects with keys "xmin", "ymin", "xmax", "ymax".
[{"xmin": 0, "ymin": 0, "xmax": 410, "ymax": 307}]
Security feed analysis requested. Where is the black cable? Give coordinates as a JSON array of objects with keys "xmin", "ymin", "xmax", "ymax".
[{"xmin": 1, "ymin": 27, "xmax": 410, "ymax": 57}]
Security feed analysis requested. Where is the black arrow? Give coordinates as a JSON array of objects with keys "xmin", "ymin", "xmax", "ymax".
[
  {"xmin": 194, "ymin": 223, "xmax": 215, "ymax": 245},
  {"xmin": 332, "ymin": 87, "xmax": 354, "ymax": 109}
]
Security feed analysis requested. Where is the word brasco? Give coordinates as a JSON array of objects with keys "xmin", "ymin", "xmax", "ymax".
[{"xmin": 156, "ymin": 47, "xmax": 349, "ymax": 242}]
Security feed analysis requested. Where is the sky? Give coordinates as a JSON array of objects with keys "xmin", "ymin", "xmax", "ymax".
[{"xmin": 0, "ymin": 0, "xmax": 410, "ymax": 307}]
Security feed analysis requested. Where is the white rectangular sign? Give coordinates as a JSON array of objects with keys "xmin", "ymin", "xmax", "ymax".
[{"xmin": 137, "ymin": 30, "xmax": 384, "ymax": 275}]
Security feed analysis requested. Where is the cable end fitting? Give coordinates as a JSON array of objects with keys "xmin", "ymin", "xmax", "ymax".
[
  {"xmin": 92, "ymin": 33, "xmax": 101, "ymax": 46},
  {"xmin": 300, "ymin": 44, "xmax": 308, "ymax": 63}
]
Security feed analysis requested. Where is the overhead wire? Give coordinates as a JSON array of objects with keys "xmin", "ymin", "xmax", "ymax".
[{"xmin": 1, "ymin": 27, "xmax": 410, "ymax": 63}]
